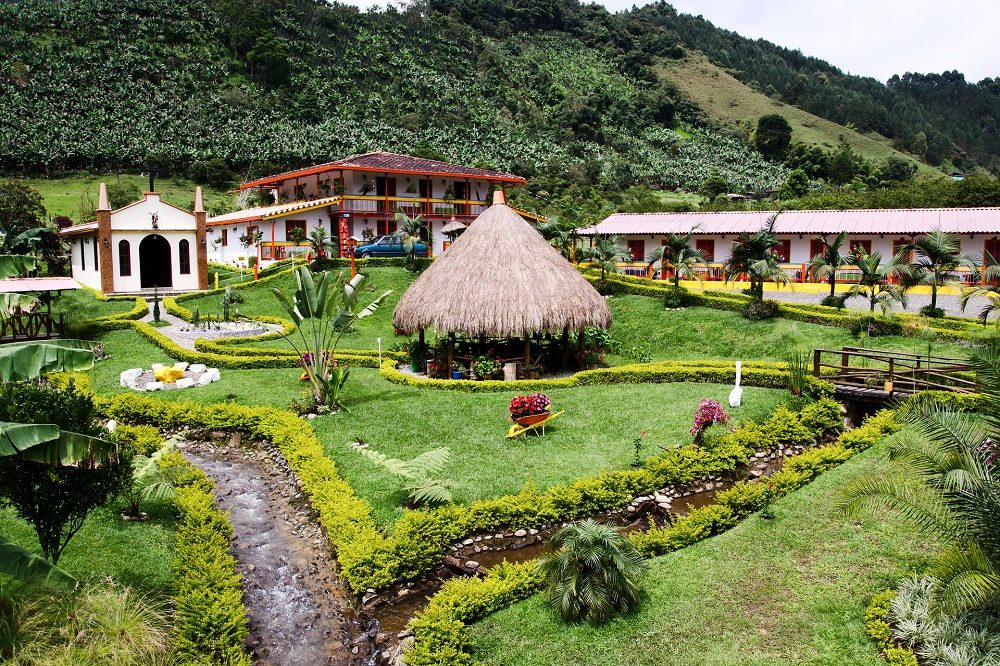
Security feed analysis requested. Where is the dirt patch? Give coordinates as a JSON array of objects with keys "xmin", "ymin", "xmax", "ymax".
[{"xmin": 183, "ymin": 441, "xmax": 383, "ymax": 666}]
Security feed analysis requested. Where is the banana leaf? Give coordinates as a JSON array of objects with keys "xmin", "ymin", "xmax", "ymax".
[
  {"xmin": 0, "ymin": 536, "xmax": 76, "ymax": 587},
  {"xmin": 0, "ymin": 255, "xmax": 36, "ymax": 279},
  {"xmin": 1, "ymin": 292, "xmax": 39, "ymax": 321},
  {"xmin": 0, "ymin": 340, "xmax": 96, "ymax": 382},
  {"xmin": 0, "ymin": 421, "xmax": 116, "ymax": 466}
]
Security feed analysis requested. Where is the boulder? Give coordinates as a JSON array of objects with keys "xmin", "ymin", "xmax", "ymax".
[
  {"xmin": 175, "ymin": 362, "xmax": 190, "ymax": 371},
  {"xmin": 175, "ymin": 378, "xmax": 195, "ymax": 389},
  {"xmin": 119, "ymin": 368, "xmax": 143, "ymax": 387},
  {"xmin": 189, "ymin": 363, "xmax": 207, "ymax": 373},
  {"xmin": 145, "ymin": 381, "xmax": 164, "ymax": 391}
]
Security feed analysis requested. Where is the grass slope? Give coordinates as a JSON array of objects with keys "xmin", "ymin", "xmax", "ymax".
[
  {"xmin": 474, "ymin": 439, "xmax": 932, "ymax": 666},
  {"xmin": 660, "ymin": 52, "xmax": 938, "ymax": 177},
  {"xmin": 25, "ymin": 173, "xmax": 234, "ymax": 222}
]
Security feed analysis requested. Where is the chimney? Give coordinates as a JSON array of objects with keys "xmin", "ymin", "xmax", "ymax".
[
  {"xmin": 96, "ymin": 183, "xmax": 113, "ymax": 294},
  {"xmin": 193, "ymin": 187, "xmax": 208, "ymax": 290},
  {"xmin": 492, "ymin": 189, "xmax": 506, "ymax": 205}
]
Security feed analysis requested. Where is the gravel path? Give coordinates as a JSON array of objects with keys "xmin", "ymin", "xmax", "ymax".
[{"xmin": 140, "ymin": 299, "xmax": 279, "ymax": 349}]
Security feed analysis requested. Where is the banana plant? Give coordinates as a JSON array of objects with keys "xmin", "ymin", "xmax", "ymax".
[
  {"xmin": 0, "ymin": 536, "xmax": 76, "ymax": 588},
  {"xmin": 272, "ymin": 266, "xmax": 390, "ymax": 411},
  {"xmin": 0, "ymin": 339, "xmax": 97, "ymax": 383}
]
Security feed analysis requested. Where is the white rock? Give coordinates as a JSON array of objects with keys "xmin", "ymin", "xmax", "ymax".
[
  {"xmin": 175, "ymin": 362, "xmax": 190, "ymax": 371},
  {"xmin": 175, "ymin": 378, "xmax": 195, "ymax": 389},
  {"xmin": 189, "ymin": 363, "xmax": 207, "ymax": 373},
  {"xmin": 119, "ymin": 368, "xmax": 143, "ymax": 387},
  {"xmin": 145, "ymin": 381, "xmax": 164, "ymax": 391},
  {"xmin": 203, "ymin": 368, "xmax": 221, "ymax": 383},
  {"xmin": 151, "ymin": 363, "xmax": 164, "ymax": 373},
  {"xmin": 106, "ymin": 419, "xmax": 116, "ymax": 432}
]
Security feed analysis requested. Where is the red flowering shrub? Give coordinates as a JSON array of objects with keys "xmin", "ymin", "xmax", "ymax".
[
  {"xmin": 509, "ymin": 393, "xmax": 551, "ymax": 419},
  {"xmin": 690, "ymin": 399, "xmax": 730, "ymax": 442}
]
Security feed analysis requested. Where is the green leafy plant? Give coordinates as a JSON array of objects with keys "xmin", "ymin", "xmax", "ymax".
[
  {"xmin": 120, "ymin": 439, "xmax": 182, "ymax": 518},
  {"xmin": 539, "ymin": 519, "xmax": 645, "ymax": 624},
  {"xmin": 581, "ymin": 236, "xmax": 625, "ymax": 283},
  {"xmin": 846, "ymin": 248, "xmax": 908, "ymax": 314},
  {"xmin": 900, "ymin": 229, "xmax": 978, "ymax": 316},
  {"xmin": 645, "ymin": 231, "xmax": 708, "ymax": 289},
  {"xmin": 359, "ymin": 446, "xmax": 455, "ymax": 505},
  {"xmin": 272, "ymin": 266, "xmax": 391, "ymax": 410},
  {"xmin": 808, "ymin": 231, "xmax": 851, "ymax": 302},
  {"xmin": 724, "ymin": 213, "xmax": 789, "ymax": 304}
]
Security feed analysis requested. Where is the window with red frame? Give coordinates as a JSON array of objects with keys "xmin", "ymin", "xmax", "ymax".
[
  {"xmin": 851, "ymin": 239, "xmax": 872, "ymax": 256},
  {"xmin": 775, "ymin": 239, "xmax": 792, "ymax": 262},
  {"xmin": 626, "ymin": 239, "xmax": 645, "ymax": 262},
  {"xmin": 285, "ymin": 220, "xmax": 306, "ymax": 241},
  {"xmin": 892, "ymin": 238, "xmax": 911, "ymax": 260},
  {"xmin": 696, "ymin": 238, "xmax": 714, "ymax": 261},
  {"xmin": 809, "ymin": 238, "xmax": 825, "ymax": 260}
]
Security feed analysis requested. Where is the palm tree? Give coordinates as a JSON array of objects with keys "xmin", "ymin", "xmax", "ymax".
[
  {"xmin": 837, "ymin": 342, "xmax": 1000, "ymax": 615},
  {"xmin": 645, "ymin": 232, "xmax": 708, "ymax": 289},
  {"xmin": 308, "ymin": 226, "xmax": 334, "ymax": 259},
  {"xmin": 808, "ymin": 231, "xmax": 851, "ymax": 303},
  {"xmin": 845, "ymin": 248, "xmax": 908, "ymax": 314},
  {"xmin": 582, "ymin": 236, "xmax": 625, "ymax": 283},
  {"xmin": 539, "ymin": 520, "xmax": 645, "ymax": 623},
  {"xmin": 961, "ymin": 252, "xmax": 1000, "ymax": 325},
  {"xmin": 901, "ymin": 229, "xmax": 979, "ymax": 315},
  {"xmin": 724, "ymin": 214, "xmax": 789, "ymax": 304},
  {"xmin": 537, "ymin": 218, "xmax": 580, "ymax": 262},
  {"xmin": 395, "ymin": 210, "xmax": 430, "ymax": 267}
]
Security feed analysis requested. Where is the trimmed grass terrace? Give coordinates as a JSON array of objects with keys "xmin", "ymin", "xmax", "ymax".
[{"xmin": 473, "ymin": 439, "xmax": 932, "ymax": 666}]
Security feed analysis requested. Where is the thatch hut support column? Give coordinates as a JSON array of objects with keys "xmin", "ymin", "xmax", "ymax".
[
  {"xmin": 577, "ymin": 328, "xmax": 586, "ymax": 369},
  {"xmin": 448, "ymin": 332, "xmax": 455, "ymax": 372},
  {"xmin": 524, "ymin": 336, "xmax": 531, "ymax": 367}
]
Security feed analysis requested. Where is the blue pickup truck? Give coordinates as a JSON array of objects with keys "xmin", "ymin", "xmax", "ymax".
[{"xmin": 354, "ymin": 234, "xmax": 429, "ymax": 258}]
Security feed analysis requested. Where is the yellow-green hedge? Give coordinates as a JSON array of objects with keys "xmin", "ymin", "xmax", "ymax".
[
  {"xmin": 380, "ymin": 358, "xmax": 835, "ymax": 398},
  {"xmin": 866, "ymin": 590, "xmax": 920, "ymax": 666}
]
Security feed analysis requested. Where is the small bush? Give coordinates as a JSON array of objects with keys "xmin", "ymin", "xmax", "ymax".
[
  {"xmin": 742, "ymin": 300, "xmax": 780, "ymax": 320},
  {"xmin": 820, "ymin": 293, "xmax": 848, "ymax": 309},
  {"xmin": 662, "ymin": 286, "xmax": 688, "ymax": 308},
  {"xmin": 919, "ymin": 305, "xmax": 946, "ymax": 318}
]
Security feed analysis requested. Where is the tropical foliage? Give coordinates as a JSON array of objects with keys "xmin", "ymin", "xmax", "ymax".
[
  {"xmin": 645, "ymin": 231, "xmax": 708, "ymax": 289},
  {"xmin": 539, "ymin": 519, "xmax": 645, "ymax": 624},
  {"xmin": 359, "ymin": 446, "xmax": 455, "ymax": 506},
  {"xmin": 272, "ymin": 266, "xmax": 390, "ymax": 409},
  {"xmin": 846, "ymin": 249, "xmax": 909, "ymax": 315},
  {"xmin": 582, "ymin": 236, "xmax": 625, "ymax": 283},
  {"xmin": 120, "ymin": 439, "xmax": 181, "ymax": 518},
  {"xmin": 900, "ymin": 229, "xmax": 979, "ymax": 316},
  {"xmin": 837, "ymin": 343, "xmax": 1000, "ymax": 615},
  {"xmin": 808, "ymin": 231, "xmax": 851, "ymax": 303},
  {"xmin": 723, "ymin": 214, "xmax": 788, "ymax": 305}
]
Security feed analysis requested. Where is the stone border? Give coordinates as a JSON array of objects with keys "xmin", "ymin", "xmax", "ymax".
[{"xmin": 120, "ymin": 362, "xmax": 220, "ymax": 391}]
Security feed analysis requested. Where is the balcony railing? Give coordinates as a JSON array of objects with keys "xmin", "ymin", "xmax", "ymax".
[
  {"xmin": 260, "ymin": 242, "xmax": 310, "ymax": 262},
  {"xmin": 617, "ymin": 262, "xmax": 984, "ymax": 286},
  {"xmin": 339, "ymin": 195, "xmax": 487, "ymax": 218}
]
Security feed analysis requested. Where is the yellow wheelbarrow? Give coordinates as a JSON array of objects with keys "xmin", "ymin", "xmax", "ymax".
[{"xmin": 507, "ymin": 410, "xmax": 565, "ymax": 438}]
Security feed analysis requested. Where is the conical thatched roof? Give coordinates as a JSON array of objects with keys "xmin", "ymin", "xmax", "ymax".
[
  {"xmin": 393, "ymin": 194, "xmax": 611, "ymax": 337},
  {"xmin": 441, "ymin": 217, "xmax": 467, "ymax": 235}
]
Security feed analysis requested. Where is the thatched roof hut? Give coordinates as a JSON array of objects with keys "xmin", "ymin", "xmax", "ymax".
[
  {"xmin": 393, "ymin": 192, "xmax": 611, "ymax": 338},
  {"xmin": 441, "ymin": 216, "xmax": 467, "ymax": 236}
]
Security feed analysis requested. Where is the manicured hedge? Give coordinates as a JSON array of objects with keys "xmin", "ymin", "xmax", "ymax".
[
  {"xmin": 165, "ymin": 452, "xmax": 253, "ymax": 666},
  {"xmin": 866, "ymin": 590, "xmax": 920, "ymax": 666},
  {"xmin": 584, "ymin": 270, "xmax": 983, "ymax": 342},
  {"xmin": 340, "ymin": 397, "xmax": 843, "ymax": 592},
  {"xmin": 99, "ymin": 393, "xmax": 382, "ymax": 565},
  {"xmin": 90, "ymin": 294, "xmax": 148, "ymax": 323},
  {"xmin": 404, "ymin": 406, "xmax": 901, "ymax": 666},
  {"xmin": 380, "ymin": 358, "xmax": 835, "ymax": 398}
]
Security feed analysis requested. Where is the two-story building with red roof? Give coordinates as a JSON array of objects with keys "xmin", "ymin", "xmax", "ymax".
[{"xmin": 206, "ymin": 151, "xmax": 540, "ymax": 266}]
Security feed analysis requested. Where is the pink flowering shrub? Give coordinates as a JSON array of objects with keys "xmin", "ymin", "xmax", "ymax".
[
  {"xmin": 690, "ymin": 399, "xmax": 730, "ymax": 442},
  {"xmin": 509, "ymin": 393, "xmax": 551, "ymax": 419}
]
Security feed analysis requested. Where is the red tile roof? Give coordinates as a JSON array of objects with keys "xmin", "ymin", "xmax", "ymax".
[
  {"xmin": 579, "ymin": 208, "xmax": 1000, "ymax": 236},
  {"xmin": 240, "ymin": 151, "xmax": 527, "ymax": 190}
]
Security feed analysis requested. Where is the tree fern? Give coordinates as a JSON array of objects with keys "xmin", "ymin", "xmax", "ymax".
[{"xmin": 359, "ymin": 446, "xmax": 455, "ymax": 505}]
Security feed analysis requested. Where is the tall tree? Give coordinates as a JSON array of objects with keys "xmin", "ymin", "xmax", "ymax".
[
  {"xmin": 808, "ymin": 231, "xmax": 851, "ymax": 303},
  {"xmin": 901, "ymin": 229, "xmax": 979, "ymax": 316},
  {"xmin": 724, "ymin": 214, "xmax": 788, "ymax": 304},
  {"xmin": 754, "ymin": 114, "xmax": 792, "ymax": 160}
]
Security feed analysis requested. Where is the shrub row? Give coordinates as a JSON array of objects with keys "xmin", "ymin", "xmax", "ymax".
[
  {"xmin": 404, "ymin": 406, "xmax": 899, "ymax": 666},
  {"xmin": 98, "ymin": 393, "xmax": 382, "ymax": 565},
  {"xmin": 380, "ymin": 358, "xmax": 835, "ymax": 398},
  {"xmin": 865, "ymin": 590, "xmax": 920, "ymax": 666},
  {"xmin": 160, "ymin": 451, "xmax": 252, "ymax": 666},
  {"xmin": 90, "ymin": 295, "xmax": 148, "ymax": 323},
  {"xmin": 585, "ymin": 271, "xmax": 984, "ymax": 342},
  {"xmin": 339, "ymin": 398, "xmax": 843, "ymax": 592}
]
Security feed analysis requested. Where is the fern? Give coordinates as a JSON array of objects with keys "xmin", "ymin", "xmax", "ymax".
[{"xmin": 359, "ymin": 446, "xmax": 455, "ymax": 505}]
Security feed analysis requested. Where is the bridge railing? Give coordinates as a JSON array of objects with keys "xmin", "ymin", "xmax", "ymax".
[{"xmin": 813, "ymin": 346, "xmax": 977, "ymax": 395}]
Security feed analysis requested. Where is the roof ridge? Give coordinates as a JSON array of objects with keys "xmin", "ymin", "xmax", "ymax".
[{"xmin": 610, "ymin": 206, "xmax": 1000, "ymax": 216}]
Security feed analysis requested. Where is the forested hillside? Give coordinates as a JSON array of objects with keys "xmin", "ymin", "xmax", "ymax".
[{"xmin": 1, "ymin": 0, "xmax": 996, "ymax": 198}]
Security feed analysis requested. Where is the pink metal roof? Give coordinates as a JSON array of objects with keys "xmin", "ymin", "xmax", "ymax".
[
  {"xmin": 0, "ymin": 277, "xmax": 80, "ymax": 293},
  {"xmin": 580, "ymin": 208, "xmax": 1000, "ymax": 236},
  {"xmin": 207, "ymin": 196, "xmax": 342, "ymax": 226},
  {"xmin": 59, "ymin": 222, "xmax": 98, "ymax": 236}
]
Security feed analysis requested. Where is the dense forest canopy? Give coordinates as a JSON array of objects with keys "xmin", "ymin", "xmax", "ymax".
[{"xmin": 0, "ymin": 0, "xmax": 996, "ymax": 197}]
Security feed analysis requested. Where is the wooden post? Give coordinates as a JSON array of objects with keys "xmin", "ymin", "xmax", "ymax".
[
  {"xmin": 524, "ymin": 336, "xmax": 531, "ymax": 367},
  {"xmin": 813, "ymin": 349, "xmax": 821, "ymax": 377},
  {"xmin": 448, "ymin": 332, "xmax": 455, "ymax": 373},
  {"xmin": 888, "ymin": 356, "xmax": 894, "ymax": 394}
]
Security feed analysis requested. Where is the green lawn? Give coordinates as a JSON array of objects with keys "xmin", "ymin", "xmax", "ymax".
[
  {"xmin": 606, "ymin": 296, "xmax": 970, "ymax": 364},
  {"xmin": 24, "ymin": 173, "xmax": 234, "ymax": 222},
  {"xmin": 473, "ymin": 440, "xmax": 932, "ymax": 666},
  {"xmin": 314, "ymin": 370, "xmax": 794, "ymax": 527},
  {"xmin": 0, "ymin": 502, "xmax": 176, "ymax": 594}
]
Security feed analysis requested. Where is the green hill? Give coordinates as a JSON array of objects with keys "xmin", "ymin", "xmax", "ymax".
[{"xmin": 659, "ymin": 52, "xmax": 938, "ymax": 178}]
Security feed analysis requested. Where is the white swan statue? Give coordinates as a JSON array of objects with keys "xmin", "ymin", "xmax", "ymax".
[{"xmin": 729, "ymin": 360, "xmax": 743, "ymax": 408}]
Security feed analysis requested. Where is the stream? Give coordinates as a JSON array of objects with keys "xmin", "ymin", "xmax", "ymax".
[
  {"xmin": 182, "ymin": 434, "xmax": 805, "ymax": 663},
  {"xmin": 183, "ymin": 442, "xmax": 384, "ymax": 666}
]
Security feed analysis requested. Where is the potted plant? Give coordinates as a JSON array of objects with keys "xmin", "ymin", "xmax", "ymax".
[
  {"xmin": 333, "ymin": 180, "xmax": 346, "ymax": 196},
  {"xmin": 472, "ymin": 355, "xmax": 501, "ymax": 381},
  {"xmin": 409, "ymin": 340, "xmax": 428, "ymax": 373},
  {"xmin": 360, "ymin": 179, "xmax": 375, "ymax": 196},
  {"xmin": 451, "ymin": 362, "xmax": 465, "ymax": 380},
  {"xmin": 509, "ymin": 392, "xmax": 552, "ymax": 426},
  {"xmin": 406, "ymin": 180, "xmax": 418, "ymax": 194},
  {"xmin": 524, "ymin": 361, "xmax": 543, "ymax": 380}
]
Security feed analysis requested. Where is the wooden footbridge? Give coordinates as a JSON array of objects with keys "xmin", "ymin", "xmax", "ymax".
[{"xmin": 813, "ymin": 347, "xmax": 976, "ymax": 403}]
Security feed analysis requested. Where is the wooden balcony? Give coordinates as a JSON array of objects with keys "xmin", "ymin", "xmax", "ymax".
[
  {"xmin": 1, "ymin": 311, "xmax": 63, "ymax": 343},
  {"xmin": 338, "ymin": 195, "xmax": 487, "ymax": 219}
]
